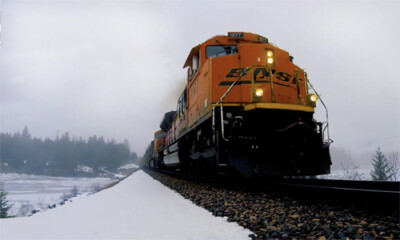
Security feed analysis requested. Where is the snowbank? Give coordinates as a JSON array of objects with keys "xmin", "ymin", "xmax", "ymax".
[{"xmin": 1, "ymin": 170, "xmax": 252, "ymax": 239}]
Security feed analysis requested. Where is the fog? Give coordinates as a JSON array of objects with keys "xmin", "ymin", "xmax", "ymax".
[{"xmin": 1, "ymin": 0, "xmax": 399, "ymax": 162}]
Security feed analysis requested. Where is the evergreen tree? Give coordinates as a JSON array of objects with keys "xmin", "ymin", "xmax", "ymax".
[
  {"xmin": 370, "ymin": 147, "xmax": 394, "ymax": 181},
  {"xmin": 21, "ymin": 126, "xmax": 31, "ymax": 139},
  {"xmin": 0, "ymin": 187, "xmax": 13, "ymax": 218},
  {"xmin": 1, "ymin": 127, "xmax": 137, "ymax": 176}
]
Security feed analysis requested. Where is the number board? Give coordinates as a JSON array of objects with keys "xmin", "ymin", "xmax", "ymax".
[
  {"xmin": 228, "ymin": 32, "xmax": 244, "ymax": 38},
  {"xmin": 258, "ymin": 35, "xmax": 268, "ymax": 43}
]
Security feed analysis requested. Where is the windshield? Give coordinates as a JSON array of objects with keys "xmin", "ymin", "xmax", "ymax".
[
  {"xmin": 156, "ymin": 132, "xmax": 164, "ymax": 139},
  {"xmin": 206, "ymin": 45, "xmax": 238, "ymax": 58}
]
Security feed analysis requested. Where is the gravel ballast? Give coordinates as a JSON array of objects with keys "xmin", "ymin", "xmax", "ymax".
[{"xmin": 146, "ymin": 170, "xmax": 400, "ymax": 240}]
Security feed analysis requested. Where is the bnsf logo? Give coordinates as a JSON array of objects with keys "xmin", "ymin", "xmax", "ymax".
[{"xmin": 225, "ymin": 68, "xmax": 302, "ymax": 85}]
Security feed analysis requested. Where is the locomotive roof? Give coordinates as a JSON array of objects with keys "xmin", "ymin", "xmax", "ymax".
[{"xmin": 183, "ymin": 32, "xmax": 269, "ymax": 68}]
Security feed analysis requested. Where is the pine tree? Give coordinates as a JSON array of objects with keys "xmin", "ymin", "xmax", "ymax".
[
  {"xmin": 21, "ymin": 126, "xmax": 31, "ymax": 139},
  {"xmin": 370, "ymin": 147, "xmax": 394, "ymax": 181},
  {"xmin": 0, "ymin": 187, "xmax": 13, "ymax": 218}
]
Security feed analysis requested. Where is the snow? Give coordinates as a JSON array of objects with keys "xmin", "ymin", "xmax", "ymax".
[
  {"xmin": 75, "ymin": 165, "xmax": 94, "ymax": 174},
  {"xmin": 0, "ymin": 173, "xmax": 115, "ymax": 217},
  {"xmin": 319, "ymin": 168, "xmax": 400, "ymax": 181},
  {"xmin": 117, "ymin": 163, "xmax": 139, "ymax": 170},
  {"xmin": 1, "ymin": 170, "xmax": 252, "ymax": 239},
  {"xmin": 319, "ymin": 168, "xmax": 372, "ymax": 180}
]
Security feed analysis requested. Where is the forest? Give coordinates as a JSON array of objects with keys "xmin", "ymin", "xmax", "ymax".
[{"xmin": 0, "ymin": 127, "xmax": 138, "ymax": 177}]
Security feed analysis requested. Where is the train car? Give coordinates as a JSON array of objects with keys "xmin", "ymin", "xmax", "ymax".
[
  {"xmin": 149, "ymin": 32, "xmax": 332, "ymax": 177},
  {"xmin": 140, "ymin": 141, "xmax": 154, "ymax": 167},
  {"xmin": 141, "ymin": 130, "xmax": 166, "ymax": 168}
]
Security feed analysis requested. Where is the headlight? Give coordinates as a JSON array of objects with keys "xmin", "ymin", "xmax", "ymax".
[
  {"xmin": 309, "ymin": 94, "xmax": 317, "ymax": 102},
  {"xmin": 265, "ymin": 50, "xmax": 274, "ymax": 65},
  {"xmin": 255, "ymin": 88, "xmax": 264, "ymax": 97},
  {"xmin": 307, "ymin": 93, "xmax": 318, "ymax": 107},
  {"xmin": 252, "ymin": 88, "xmax": 264, "ymax": 102}
]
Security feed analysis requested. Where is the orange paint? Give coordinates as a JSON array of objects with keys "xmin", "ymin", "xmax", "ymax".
[{"xmin": 161, "ymin": 32, "xmax": 314, "ymax": 147}]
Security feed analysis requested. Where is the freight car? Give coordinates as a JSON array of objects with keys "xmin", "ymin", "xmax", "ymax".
[{"xmin": 143, "ymin": 32, "xmax": 332, "ymax": 178}]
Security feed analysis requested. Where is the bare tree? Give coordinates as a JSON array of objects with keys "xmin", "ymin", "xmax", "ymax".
[
  {"xmin": 18, "ymin": 201, "xmax": 34, "ymax": 217},
  {"xmin": 340, "ymin": 153, "xmax": 362, "ymax": 180},
  {"xmin": 62, "ymin": 186, "xmax": 79, "ymax": 200},
  {"xmin": 387, "ymin": 152, "xmax": 399, "ymax": 181},
  {"xmin": 70, "ymin": 186, "xmax": 79, "ymax": 197}
]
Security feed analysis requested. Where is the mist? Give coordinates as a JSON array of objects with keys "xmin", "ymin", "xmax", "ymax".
[{"xmin": 1, "ymin": 0, "xmax": 399, "ymax": 161}]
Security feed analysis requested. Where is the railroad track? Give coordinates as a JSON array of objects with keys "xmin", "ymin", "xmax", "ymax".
[
  {"xmin": 267, "ymin": 178, "xmax": 400, "ymax": 211},
  {"xmin": 144, "ymin": 168, "xmax": 400, "ymax": 239},
  {"xmin": 144, "ymin": 167, "xmax": 400, "ymax": 211}
]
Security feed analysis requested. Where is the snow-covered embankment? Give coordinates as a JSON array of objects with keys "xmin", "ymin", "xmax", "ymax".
[{"xmin": 1, "ymin": 170, "xmax": 252, "ymax": 239}]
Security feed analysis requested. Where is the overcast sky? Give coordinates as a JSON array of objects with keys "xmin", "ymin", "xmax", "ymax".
[{"xmin": 1, "ymin": 0, "xmax": 399, "ymax": 157}]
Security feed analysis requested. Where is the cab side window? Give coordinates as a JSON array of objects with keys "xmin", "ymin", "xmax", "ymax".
[
  {"xmin": 177, "ymin": 88, "xmax": 187, "ymax": 116},
  {"xmin": 206, "ymin": 45, "xmax": 238, "ymax": 58},
  {"xmin": 177, "ymin": 95, "xmax": 182, "ymax": 115},
  {"xmin": 189, "ymin": 53, "xmax": 200, "ymax": 81}
]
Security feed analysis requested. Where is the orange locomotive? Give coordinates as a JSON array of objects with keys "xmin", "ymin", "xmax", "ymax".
[{"xmin": 144, "ymin": 32, "xmax": 332, "ymax": 177}]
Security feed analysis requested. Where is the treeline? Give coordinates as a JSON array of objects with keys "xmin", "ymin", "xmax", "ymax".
[{"xmin": 0, "ymin": 127, "xmax": 137, "ymax": 177}]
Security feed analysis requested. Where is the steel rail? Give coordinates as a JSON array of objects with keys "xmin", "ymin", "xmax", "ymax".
[
  {"xmin": 266, "ymin": 178, "xmax": 400, "ymax": 211},
  {"xmin": 143, "ymin": 167, "xmax": 399, "ymax": 211}
]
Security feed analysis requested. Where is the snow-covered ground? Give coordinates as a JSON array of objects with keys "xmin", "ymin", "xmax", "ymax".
[
  {"xmin": 318, "ymin": 168, "xmax": 372, "ymax": 180},
  {"xmin": 319, "ymin": 168, "xmax": 400, "ymax": 181},
  {"xmin": 0, "ymin": 163, "xmax": 140, "ymax": 217},
  {"xmin": 1, "ymin": 170, "xmax": 252, "ymax": 239},
  {"xmin": 117, "ymin": 163, "xmax": 138, "ymax": 170},
  {"xmin": 0, "ymin": 173, "xmax": 115, "ymax": 217}
]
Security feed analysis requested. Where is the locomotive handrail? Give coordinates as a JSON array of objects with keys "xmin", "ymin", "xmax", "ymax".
[
  {"xmin": 306, "ymin": 78, "xmax": 333, "ymax": 144},
  {"xmin": 295, "ymin": 70, "xmax": 301, "ymax": 104},
  {"xmin": 212, "ymin": 66, "xmax": 333, "ymax": 144},
  {"xmin": 268, "ymin": 68, "xmax": 275, "ymax": 102},
  {"xmin": 212, "ymin": 66, "xmax": 251, "ymax": 142},
  {"xmin": 216, "ymin": 66, "xmax": 252, "ymax": 105}
]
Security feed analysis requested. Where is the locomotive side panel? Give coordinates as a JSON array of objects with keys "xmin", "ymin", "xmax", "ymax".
[
  {"xmin": 210, "ymin": 54, "xmax": 248, "ymax": 104},
  {"xmin": 187, "ymin": 60, "xmax": 212, "ymax": 128}
]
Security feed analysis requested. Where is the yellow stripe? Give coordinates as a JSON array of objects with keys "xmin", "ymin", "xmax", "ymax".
[
  {"xmin": 188, "ymin": 102, "xmax": 313, "ymax": 128},
  {"xmin": 210, "ymin": 102, "xmax": 314, "ymax": 112},
  {"xmin": 244, "ymin": 103, "xmax": 314, "ymax": 112},
  {"xmin": 210, "ymin": 103, "xmax": 242, "ymax": 108}
]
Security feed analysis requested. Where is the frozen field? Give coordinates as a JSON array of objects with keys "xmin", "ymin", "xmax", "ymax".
[{"xmin": 0, "ymin": 173, "xmax": 115, "ymax": 217}]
